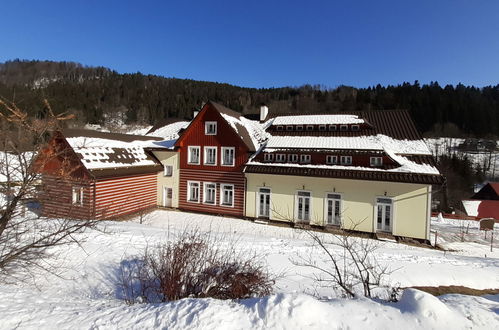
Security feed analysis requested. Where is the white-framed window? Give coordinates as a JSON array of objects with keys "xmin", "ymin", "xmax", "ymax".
[
  {"xmin": 296, "ymin": 125, "xmax": 303, "ymax": 131},
  {"xmin": 203, "ymin": 182, "xmax": 216, "ymax": 204},
  {"xmin": 288, "ymin": 154, "xmax": 298, "ymax": 162},
  {"xmin": 326, "ymin": 155, "xmax": 337, "ymax": 164},
  {"xmin": 286, "ymin": 125, "xmax": 293, "ymax": 131},
  {"xmin": 220, "ymin": 184, "xmax": 234, "ymax": 207},
  {"xmin": 340, "ymin": 155, "xmax": 352, "ymax": 165},
  {"xmin": 325, "ymin": 193, "xmax": 342, "ymax": 225},
  {"xmin": 205, "ymin": 121, "xmax": 217, "ymax": 135},
  {"xmin": 376, "ymin": 197, "xmax": 393, "ymax": 232},
  {"xmin": 352, "ymin": 125, "xmax": 360, "ymax": 131},
  {"xmin": 204, "ymin": 146, "xmax": 217, "ymax": 166},
  {"xmin": 306, "ymin": 125, "xmax": 314, "ymax": 131},
  {"xmin": 188, "ymin": 146, "xmax": 200, "ymax": 165},
  {"xmin": 257, "ymin": 187, "xmax": 271, "ymax": 218},
  {"xmin": 187, "ymin": 181, "xmax": 200, "ymax": 203},
  {"xmin": 72, "ymin": 186, "xmax": 83, "ymax": 205},
  {"xmin": 295, "ymin": 190, "xmax": 311, "ymax": 222},
  {"xmin": 276, "ymin": 154, "xmax": 286, "ymax": 162},
  {"xmin": 221, "ymin": 147, "xmax": 235, "ymax": 166},
  {"xmin": 264, "ymin": 153, "xmax": 274, "ymax": 162},
  {"xmin": 370, "ymin": 157, "xmax": 383, "ymax": 167},
  {"xmin": 329, "ymin": 125, "xmax": 337, "ymax": 131},
  {"xmin": 300, "ymin": 154, "xmax": 311, "ymax": 163},
  {"xmin": 163, "ymin": 165, "xmax": 173, "ymax": 176},
  {"xmin": 340, "ymin": 125, "xmax": 348, "ymax": 131},
  {"xmin": 276, "ymin": 125, "xmax": 284, "ymax": 131},
  {"xmin": 319, "ymin": 125, "xmax": 326, "ymax": 131}
]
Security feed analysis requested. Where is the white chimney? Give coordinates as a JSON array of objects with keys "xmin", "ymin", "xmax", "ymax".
[
  {"xmin": 193, "ymin": 110, "xmax": 199, "ymax": 118},
  {"xmin": 260, "ymin": 105, "xmax": 269, "ymax": 122}
]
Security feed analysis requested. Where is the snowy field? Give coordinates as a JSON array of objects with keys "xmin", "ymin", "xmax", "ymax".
[{"xmin": 0, "ymin": 210, "xmax": 498, "ymax": 329}]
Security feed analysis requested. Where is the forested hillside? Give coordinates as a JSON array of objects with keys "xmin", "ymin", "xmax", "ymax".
[{"xmin": 0, "ymin": 59, "xmax": 498, "ymax": 137}]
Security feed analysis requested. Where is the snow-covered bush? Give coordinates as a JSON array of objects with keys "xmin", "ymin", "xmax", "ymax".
[{"xmin": 118, "ymin": 229, "xmax": 273, "ymax": 304}]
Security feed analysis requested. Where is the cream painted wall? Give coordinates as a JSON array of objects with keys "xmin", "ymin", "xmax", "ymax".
[
  {"xmin": 245, "ymin": 173, "xmax": 431, "ymax": 240},
  {"xmin": 152, "ymin": 151, "xmax": 179, "ymax": 208}
]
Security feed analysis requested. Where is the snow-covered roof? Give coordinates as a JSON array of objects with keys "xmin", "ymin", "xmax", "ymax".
[
  {"xmin": 220, "ymin": 113, "xmax": 268, "ymax": 151},
  {"xmin": 265, "ymin": 134, "xmax": 431, "ymax": 155},
  {"xmin": 271, "ymin": 114, "xmax": 365, "ymax": 126},
  {"xmin": 147, "ymin": 121, "xmax": 189, "ymax": 140}
]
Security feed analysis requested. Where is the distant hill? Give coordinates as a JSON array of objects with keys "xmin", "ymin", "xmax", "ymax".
[{"xmin": 0, "ymin": 59, "xmax": 498, "ymax": 137}]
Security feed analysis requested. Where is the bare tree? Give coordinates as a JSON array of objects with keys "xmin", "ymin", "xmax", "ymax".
[
  {"xmin": 292, "ymin": 225, "xmax": 395, "ymax": 299},
  {"xmin": 0, "ymin": 99, "xmax": 97, "ymax": 280}
]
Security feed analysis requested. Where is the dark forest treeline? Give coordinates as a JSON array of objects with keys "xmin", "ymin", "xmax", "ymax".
[{"xmin": 1, "ymin": 59, "xmax": 498, "ymax": 137}]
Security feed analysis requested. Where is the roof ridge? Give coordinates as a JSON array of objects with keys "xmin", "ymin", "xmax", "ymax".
[{"xmin": 62, "ymin": 128, "xmax": 163, "ymax": 142}]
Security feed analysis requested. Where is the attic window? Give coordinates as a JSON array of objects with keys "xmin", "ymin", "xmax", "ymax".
[
  {"xmin": 276, "ymin": 126, "xmax": 284, "ymax": 131},
  {"xmin": 340, "ymin": 125, "xmax": 348, "ymax": 131},
  {"xmin": 306, "ymin": 125, "xmax": 314, "ymax": 131},
  {"xmin": 300, "ymin": 154, "xmax": 311, "ymax": 163},
  {"xmin": 319, "ymin": 125, "xmax": 326, "ymax": 131},
  {"xmin": 296, "ymin": 125, "xmax": 303, "ymax": 131},
  {"xmin": 328, "ymin": 125, "xmax": 337, "ymax": 131},
  {"xmin": 286, "ymin": 125, "xmax": 293, "ymax": 131},
  {"xmin": 326, "ymin": 155, "xmax": 337, "ymax": 164},
  {"xmin": 288, "ymin": 154, "xmax": 298, "ymax": 163},
  {"xmin": 276, "ymin": 154, "xmax": 286, "ymax": 162},
  {"xmin": 263, "ymin": 154, "xmax": 274, "ymax": 162},
  {"xmin": 351, "ymin": 125, "xmax": 360, "ymax": 131},
  {"xmin": 340, "ymin": 156, "xmax": 352, "ymax": 165},
  {"xmin": 370, "ymin": 157, "xmax": 383, "ymax": 167},
  {"xmin": 205, "ymin": 121, "xmax": 217, "ymax": 135}
]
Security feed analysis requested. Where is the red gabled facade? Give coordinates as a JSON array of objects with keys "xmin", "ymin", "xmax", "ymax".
[{"xmin": 175, "ymin": 102, "xmax": 251, "ymax": 217}]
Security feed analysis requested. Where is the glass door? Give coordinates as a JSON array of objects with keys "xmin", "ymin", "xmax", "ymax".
[
  {"xmin": 257, "ymin": 188, "xmax": 271, "ymax": 218},
  {"xmin": 296, "ymin": 191, "xmax": 311, "ymax": 222},
  {"xmin": 376, "ymin": 198, "xmax": 393, "ymax": 232}
]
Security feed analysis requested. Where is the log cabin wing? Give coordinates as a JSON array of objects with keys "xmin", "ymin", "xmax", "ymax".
[{"xmin": 37, "ymin": 129, "xmax": 165, "ymax": 219}]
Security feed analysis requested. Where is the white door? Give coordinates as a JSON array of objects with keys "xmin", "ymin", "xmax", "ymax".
[
  {"xmin": 296, "ymin": 191, "xmax": 311, "ymax": 222},
  {"xmin": 376, "ymin": 198, "xmax": 393, "ymax": 232},
  {"xmin": 326, "ymin": 193, "xmax": 341, "ymax": 225},
  {"xmin": 163, "ymin": 186, "xmax": 173, "ymax": 207},
  {"xmin": 257, "ymin": 188, "xmax": 271, "ymax": 218}
]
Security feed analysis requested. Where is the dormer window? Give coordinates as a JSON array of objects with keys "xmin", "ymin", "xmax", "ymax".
[
  {"xmin": 276, "ymin": 154, "xmax": 286, "ymax": 162},
  {"xmin": 340, "ymin": 156, "xmax": 352, "ymax": 165},
  {"xmin": 296, "ymin": 125, "xmax": 303, "ymax": 131},
  {"xmin": 264, "ymin": 153, "xmax": 274, "ymax": 162},
  {"xmin": 286, "ymin": 125, "xmax": 293, "ymax": 131},
  {"xmin": 300, "ymin": 154, "xmax": 311, "ymax": 163},
  {"xmin": 288, "ymin": 154, "xmax": 298, "ymax": 162},
  {"xmin": 205, "ymin": 121, "xmax": 217, "ymax": 135},
  {"xmin": 326, "ymin": 155, "xmax": 337, "ymax": 164},
  {"xmin": 352, "ymin": 125, "xmax": 360, "ymax": 131},
  {"xmin": 328, "ymin": 125, "xmax": 337, "ymax": 131},
  {"xmin": 276, "ymin": 125, "xmax": 284, "ymax": 131},
  {"xmin": 340, "ymin": 125, "xmax": 348, "ymax": 131},
  {"xmin": 306, "ymin": 125, "xmax": 314, "ymax": 131},
  {"xmin": 319, "ymin": 125, "xmax": 326, "ymax": 131},
  {"xmin": 370, "ymin": 157, "xmax": 383, "ymax": 167}
]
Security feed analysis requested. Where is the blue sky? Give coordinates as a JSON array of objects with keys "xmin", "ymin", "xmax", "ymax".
[{"xmin": 1, "ymin": 1, "xmax": 498, "ymax": 88}]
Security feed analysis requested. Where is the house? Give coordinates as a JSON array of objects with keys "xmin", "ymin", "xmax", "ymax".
[
  {"xmin": 244, "ymin": 110, "xmax": 444, "ymax": 241},
  {"xmin": 172, "ymin": 101, "xmax": 266, "ymax": 217},
  {"xmin": 462, "ymin": 182, "xmax": 499, "ymax": 221},
  {"xmin": 36, "ymin": 129, "xmax": 168, "ymax": 219},
  {"xmin": 458, "ymin": 138, "xmax": 497, "ymax": 152}
]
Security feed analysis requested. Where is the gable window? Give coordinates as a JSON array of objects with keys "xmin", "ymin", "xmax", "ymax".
[
  {"xmin": 163, "ymin": 165, "xmax": 173, "ymax": 176},
  {"xmin": 288, "ymin": 154, "xmax": 298, "ymax": 163},
  {"xmin": 276, "ymin": 125, "xmax": 284, "ymax": 131},
  {"xmin": 204, "ymin": 147, "xmax": 217, "ymax": 166},
  {"xmin": 220, "ymin": 184, "xmax": 234, "ymax": 207},
  {"xmin": 340, "ymin": 125, "xmax": 348, "ymax": 131},
  {"xmin": 340, "ymin": 156, "xmax": 352, "ymax": 165},
  {"xmin": 276, "ymin": 154, "xmax": 286, "ymax": 162},
  {"xmin": 319, "ymin": 125, "xmax": 326, "ymax": 131},
  {"xmin": 352, "ymin": 125, "xmax": 360, "ymax": 131},
  {"xmin": 187, "ymin": 181, "xmax": 200, "ymax": 202},
  {"xmin": 370, "ymin": 157, "xmax": 383, "ymax": 167},
  {"xmin": 221, "ymin": 147, "xmax": 235, "ymax": 166},
  {"xmin": 296, "ymin": 125, "xmax": 303, "ymax": 131},
  {"xmin": 203, "ymin": 182, "xmax": 216, "ymax": 204},
  {"xmin": 300, "ymin": 154, "xmax": 311, "ymax": 163},
  {"xmin": 72, "ymin": 186, "xmax": 83, "ymax": 205},
  {"xmin": 205, "ymin": 121, "xmax": 217, "ymax": 135},
  {"xmin": 264, "ymin": 153, "xmax": 274, "ymax": 162},
  {"xmin": 328, "ymin": 125, "xmax": 337, "ymax": 131},
  {"xmin": 286, "ymin": 125, "xmax": 293, "ymax": 131},
  {"xmin": 188, "ymin": 146, "xmax": 200, "ymax": 165},
  {"xmin": 326, "ymin": 155, "xmax": 337, "ymax": 165},
  {"xmin": 306, "ymin": 125, "xmax": 314, "ymax": 131}
]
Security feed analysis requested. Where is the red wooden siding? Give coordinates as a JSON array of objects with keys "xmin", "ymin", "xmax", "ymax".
[
  {"xmin": 176, "ymin": 104, "xmax": 250, "ymax": 172},
  {"xmin": 179, "ymin": 169, "xmax": 245, "ymax": 217},
  {"xmin": 40, "ymin": 174, "xmax": 95, "ymax": 219},
  {"xmin": 94, "ymin": 173, "xmax": 157, "ymax": 219}
]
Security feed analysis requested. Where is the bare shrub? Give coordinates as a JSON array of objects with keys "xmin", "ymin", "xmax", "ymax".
[{"xmin": 118, "ymin": 229, "xmax": 273, "ymax": 304}]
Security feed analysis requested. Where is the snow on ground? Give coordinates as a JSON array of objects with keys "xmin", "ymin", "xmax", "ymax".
[{"xmin": 0, "ymin": 210, "xmax": 498, "ymax": 329}]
